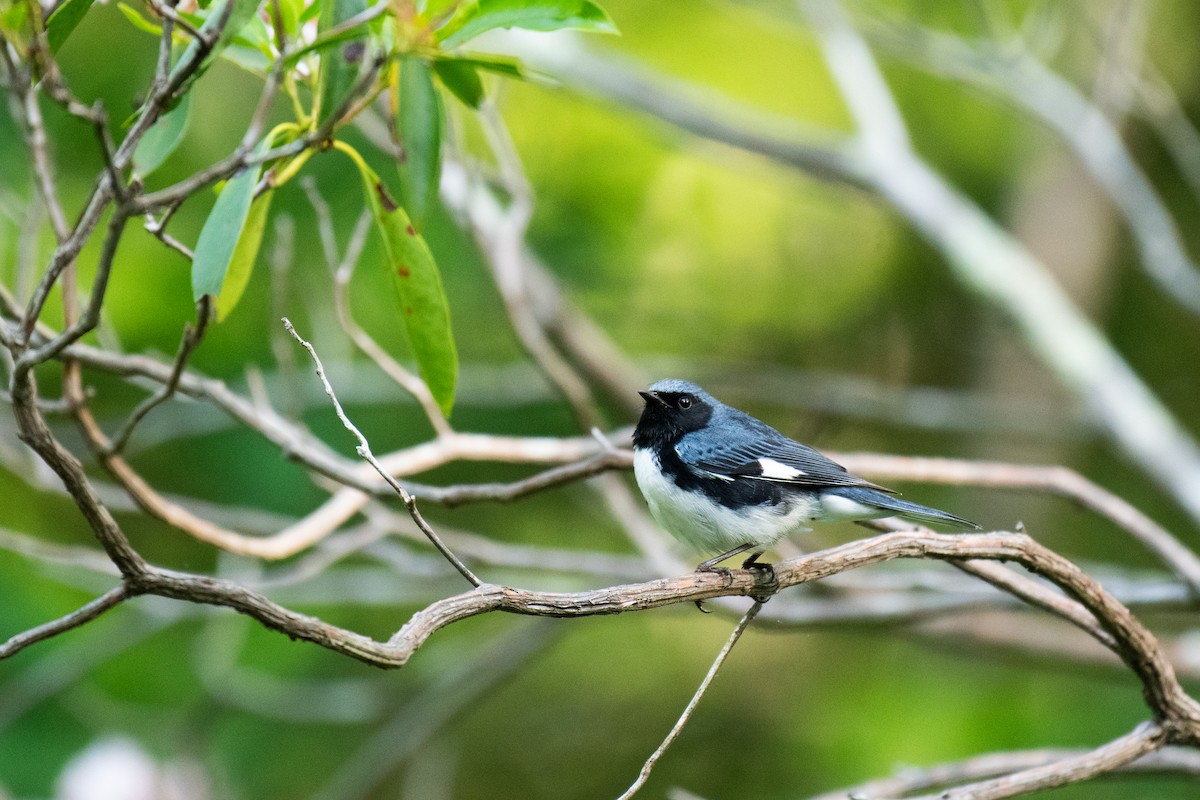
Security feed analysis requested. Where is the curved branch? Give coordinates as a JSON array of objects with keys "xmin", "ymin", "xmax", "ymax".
[
  {"xmin": 806, "ymin": 721, "xmax": 1194, "ymax": 800},
  {"xmin": 917, "ymin": 721, "xmax": 1166, "ymax": 800}
]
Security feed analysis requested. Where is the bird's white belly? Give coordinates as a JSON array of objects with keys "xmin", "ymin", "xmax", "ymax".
[{"xmin": 633, "ymin": 448, "xmax": 818, "ymax": 554}]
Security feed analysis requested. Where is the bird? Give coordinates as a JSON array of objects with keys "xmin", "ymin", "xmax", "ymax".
[{"xmin": 632, "ymin": 379, "xmax": 979, "ymax": 571}]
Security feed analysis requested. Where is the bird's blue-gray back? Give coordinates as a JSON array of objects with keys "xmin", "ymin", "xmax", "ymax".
[{"xmin": 677, "ymin": 405, "xmax": 880, "ymax": 490}]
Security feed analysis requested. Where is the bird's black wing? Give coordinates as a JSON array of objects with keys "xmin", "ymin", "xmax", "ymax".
[{"xmin": 676, "ymin": 412, "xmax": 893, "ymax": 492}]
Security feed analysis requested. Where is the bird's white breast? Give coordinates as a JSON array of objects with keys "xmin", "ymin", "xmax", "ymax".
[{"xmin": 633, "ymin": 447, "xmax": 818, "ymax": 555}]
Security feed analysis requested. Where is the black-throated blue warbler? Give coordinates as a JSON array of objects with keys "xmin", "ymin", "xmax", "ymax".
[{"xmin": 633, "ymin": 379, "xmax": 979, "ymax": 570}]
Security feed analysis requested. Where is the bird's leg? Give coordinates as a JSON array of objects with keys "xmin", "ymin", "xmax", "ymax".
[
  {"xmin": 694, "ymin": 545, "xmax": 776, "ymax": 611},
  {"xmin": 695, "ymin": 543, "xmax": 755, "ymax": 572},
  {"xmin": 740, "ymin": 550, "xmax": 772, "ymax": 570},
  {"xmin": 694, "ymin": 544, "xmax": 751, "ymax": 613}
]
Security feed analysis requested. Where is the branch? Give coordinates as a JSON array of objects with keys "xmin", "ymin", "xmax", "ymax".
[
  {"xmin": 912, "ymin": 721, "xmax": 1166, "ymax": 800},
  {"xmin": 464, "ymin": 103, "xmax": 606, "ymax": 430},
  {"xmin": 803, "ymin": 722, "xmax": 1200, "ymax": 799},
  {"xmin": 0, "ymin": 585, "xmax": 131, "ymax": 659},
  {"xmin": 617, "ymin": 600, "xmax": 763, "ymax": 799},
  {"xmin": 103, "ymin": 297, "xmax": 212, "ymax": 456},
  {"xmin": 859, "ymin": 10, "xmax": 1200, "ymax": 315},
  {"xmin": 833, "ymin": 454, "xmax": 1200, "ymax": 596}
]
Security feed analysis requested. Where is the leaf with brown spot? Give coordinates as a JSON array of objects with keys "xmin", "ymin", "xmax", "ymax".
[{"xmin": 343, "ymin": 146, "xmax": 458, "ymax": 415}]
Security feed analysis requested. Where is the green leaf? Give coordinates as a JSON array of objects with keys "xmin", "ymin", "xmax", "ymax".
[
  {"xmin": 281, "ymin": 16, "xmax": 372, "ymax": 67},
  {"xmin": 132, "ymin": 93, "xmax": 191, "ymax": 178},
  {"xmin": 46, "ymin": 0, "xmax": 95, "ymax": 52},
  {"xmin": 191, "ymin": 136, "xmax": 272, "ymax": 302},
  {"xmin": 117, "ymin": 2, "xmax": 163, "ymax": 37},
  {"xmin": 397, "ymin": 57, "xmax": 444, "ymax": 224},
  {"xmin": 454, "ymin": 52, "xmax": 524, "ymax": 79},
  {"xmin": 315, "ymin": 0, "xmax": 369, "ymax": 127},
  {"xmin": 298, "ymin": 0, "xmax": 323, "ymax": 25},
  {"xmin": 172, "ymin": 0, "xmax": 264, "ymax": 95},
  {"xmin": 343, "ymin": 146, "xmax": 458, "ymax": 416},
  {"xmin": 439, "ymin": 0, "xmax": 617, "ymax": 48},
  {"xmin": 431, "ymin": 53, "xmax": 526, "ymax": 106},
  {"xmin": 432, "ymin": 58, "xmax": 484, "ymax": 109},
  {"xmin": 215, "ymin": 190, "xmax": 274, "ymax": 320},
  {"xmin": 275, "ymin": 0, "xmax": 303, "ymax": 41}
]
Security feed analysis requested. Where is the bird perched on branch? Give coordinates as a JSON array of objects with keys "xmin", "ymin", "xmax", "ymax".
[{"xmin": 633, "ymin": 379, "xmax": 979, "ymax": 571}]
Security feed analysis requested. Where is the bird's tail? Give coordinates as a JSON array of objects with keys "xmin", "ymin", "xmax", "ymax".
[{"xmin": 823, "ymin": 486, "xmax": 980, "ymax": 530}]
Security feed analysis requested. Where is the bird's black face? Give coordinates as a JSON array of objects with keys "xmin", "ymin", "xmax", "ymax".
[{"xmin": 633, "ymin": 389, "xmax": 714, "ymax": 448}]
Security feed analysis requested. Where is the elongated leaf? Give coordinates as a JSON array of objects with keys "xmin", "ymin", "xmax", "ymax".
[
  {"xmin": 454, "ymin": 52, "xmax": 524, "ymax": 78},
  {"xmin": 397, "ymin": 57, "xmax": 443, "ymax": 225},
  {"xmin": 171, "ymin": 0, "xmax": 263, "ymax": 94},
  {"xmin": 132, "ymin": 93, "xmax": 191, "ymax": 178},
  {"xmin": 439, "ymin": 0, "xmax": 617, "ymax": 48},
  {"xmin": 117, "ymin": 2, "xmax": 163, "ymax": 36},
  {"xmin": 432, "ymin": 53, "xmax": 526, "ymax": 108},
  {"xmin": 192, "ymin": 137, "xmax": 271, "ymax": 302},
  {"xmin": 345, "ymin": 148, "xmax": 457, "ymax": 415},
  {"xmin": 215, "ymin": 190, "xmax": 273, "ymax": 320},
  {"xmin": 433, "ymin": 58, "xmax": 484, "ymax": 109},
  {"xmin": 315, "ymin": 0, "xmax": 368, "ymax": 127},
  {"xmin": 275, "ymin": 0, "xmax": 303, "ymax": 40},
  {"xmin": 46, "ymin": 0, "xmax": 95, "ymax": 52}
]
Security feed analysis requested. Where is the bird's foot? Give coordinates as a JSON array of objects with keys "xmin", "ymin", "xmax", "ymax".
[{"xmin": 741, "ymin": 554, "xmax": 777, "ymax": 602}]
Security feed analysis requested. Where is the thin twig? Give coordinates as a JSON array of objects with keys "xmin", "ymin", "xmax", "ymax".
[
  {"xmin": 0, "ymin": 586, "xmax": 131, "ymax": 660},
  {"xmin": 616, "ymin": 600, "xmax": 764, "ymax": 800},
  {"xmin": 104, "ymin": 297, "xmax": 212, "ymax": 455},
  {"xmin": 281, "ymin": 317, "xmax": 481, "ymax": 587}
]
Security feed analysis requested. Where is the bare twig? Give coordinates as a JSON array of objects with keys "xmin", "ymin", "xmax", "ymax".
[
  {"xmin": 469, "ymin": 103, "xmax": 606, "ymax": 430},
  {"xmin": 616, "ymin": 600, "xmax": 763, "ymax": 800},
  {"xmin": 0, "ymin": 585, "xmax": 131, "ymax": 660},
  {"xmin": 282, "ymin": 317, "xmax": 482, "ymax": 587},
  {"xmin": 104, "ymin": 297, "xmax": 212, "ymax": 456},
  {"xmin": 912, "ymin": 721, "xmax": 1166, "ymax": 800}
]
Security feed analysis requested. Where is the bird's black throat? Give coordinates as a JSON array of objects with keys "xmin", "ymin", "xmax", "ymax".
[{"xmin": 633, "ymin": 391, "xmax": 713, "ymax": 450}]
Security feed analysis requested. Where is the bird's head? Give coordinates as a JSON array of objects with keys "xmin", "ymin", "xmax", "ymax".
[{"xmin": 633, "ymin": 379, "xmax": 716, "ymax": 448}]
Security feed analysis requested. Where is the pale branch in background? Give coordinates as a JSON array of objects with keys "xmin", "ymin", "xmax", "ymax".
[{"xmin": 858, "ymin": 6, "xmax": 1200, "ymax": 315}]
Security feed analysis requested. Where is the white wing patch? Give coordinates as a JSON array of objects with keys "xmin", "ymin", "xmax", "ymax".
[{"xmin": 758, "ymin": 458, "xmax": 805, "ymax": 480}]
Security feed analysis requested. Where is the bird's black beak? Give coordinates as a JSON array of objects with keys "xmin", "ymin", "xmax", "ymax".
[{"xmin": 638, "ymin": 390, "xmax": 668, "ymax": 407}]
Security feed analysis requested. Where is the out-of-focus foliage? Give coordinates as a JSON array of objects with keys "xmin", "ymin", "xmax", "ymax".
[{"xmin": 3, "ymin": 0, "xmax": 1200, "ymax": 798}]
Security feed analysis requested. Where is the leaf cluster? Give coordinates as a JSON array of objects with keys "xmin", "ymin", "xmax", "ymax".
[{"xmin": 40, "ymin": 0, "xmax": 616, "ymax": 416}]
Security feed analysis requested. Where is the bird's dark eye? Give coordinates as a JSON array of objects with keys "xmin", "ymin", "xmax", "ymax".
[{"xmin": 678, "ymin": 395, "xmax": 692, "ymax": 409}]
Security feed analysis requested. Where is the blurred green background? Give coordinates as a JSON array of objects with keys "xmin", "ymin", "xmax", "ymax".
[{"xmin": 3, "ymin": 0, "xmax": 1200, "ymax": 798}]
